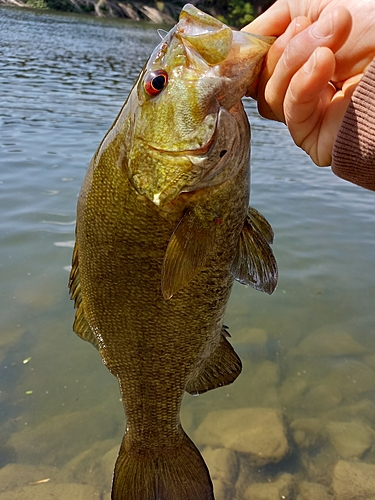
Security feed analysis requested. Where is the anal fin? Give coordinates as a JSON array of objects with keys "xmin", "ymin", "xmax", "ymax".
[{"xmin": 185, "ymin": 329, "xmax": 242, "ymax": 395}]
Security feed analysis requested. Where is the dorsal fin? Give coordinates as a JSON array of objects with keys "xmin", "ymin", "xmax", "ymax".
[
  {"xmin": 231, "ymin": 207, "xmax": 278, "ymax": 294},
  {"xmin": 69, "ymin": 241, "xmax": 99, "ymax": 350}
]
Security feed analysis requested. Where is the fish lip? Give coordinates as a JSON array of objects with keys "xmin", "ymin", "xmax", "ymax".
[{"xmin": 148, "ymin": 133, "xmax": 215, "ymax": 156}]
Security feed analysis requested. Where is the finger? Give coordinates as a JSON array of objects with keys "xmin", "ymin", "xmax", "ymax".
[
  {"xmin": 266, "ymin": 16, "xmax": 312, "ymax": 83},
  {"xmin": 285, "ymin": 47, "xmax": 337, "ymax": 165},
  {"xmin": 255, "ymin": 16, "xmax": 311, "ymax": 119},
  {"xmin": 285, "ymin": 48, "xmax": 360, "ymax": 166},
  {"xmin": 313, "ymin": 75, "xmax": 361, "ymax": 165},
  {"xmin": 264, "ymin": 7, "xmax": 352, "ymax": 122}
]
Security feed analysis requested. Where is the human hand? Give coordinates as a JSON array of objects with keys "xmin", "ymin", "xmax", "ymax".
[{"xmin": 243, "ymin": 1, "xmax": 375, "ymax": 166}]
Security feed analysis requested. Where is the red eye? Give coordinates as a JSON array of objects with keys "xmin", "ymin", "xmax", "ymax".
[{"xmin": 144, "ymin": 70, "xmax": 168, "ymax": 97}]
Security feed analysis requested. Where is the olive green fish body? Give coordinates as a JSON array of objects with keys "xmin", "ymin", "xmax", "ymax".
[
  {"xmin": 70, "ymin": 5, "xmax": 277, "ymax": 499},
  {"xmin": 77, "ymin": 99, "xmax": 249, "ymax": 431}
]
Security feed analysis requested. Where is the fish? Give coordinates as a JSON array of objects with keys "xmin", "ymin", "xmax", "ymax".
[{"xmin": 69, "ymin": 5, "xmax": 277, "ymax": 500}]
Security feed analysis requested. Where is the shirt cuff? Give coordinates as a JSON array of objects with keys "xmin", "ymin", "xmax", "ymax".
[{"xmin": 331, "ymin": 58, "xmax": 375, "ymax": 191}]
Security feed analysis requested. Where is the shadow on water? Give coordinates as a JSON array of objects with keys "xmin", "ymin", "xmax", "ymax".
[{"xmin": 1, "ymin": 5, "xmax": 375, "ymax": 499}]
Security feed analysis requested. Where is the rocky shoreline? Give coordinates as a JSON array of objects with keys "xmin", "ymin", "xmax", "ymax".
[
  {"xmin": 0, "ymin": 0, "xmax": 275, "ymax": 26},
  {"xmin": 0, "ymin": 0, "xmax": 181, "ymax": 23}
]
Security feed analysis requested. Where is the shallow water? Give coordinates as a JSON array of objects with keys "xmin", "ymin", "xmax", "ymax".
[{"xmin": 1, "ymin": 6, "xmax": 375, "ymax": 499}]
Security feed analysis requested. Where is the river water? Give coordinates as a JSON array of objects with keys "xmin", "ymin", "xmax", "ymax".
[{"xmin": 1, "ymin": 5, "xmax": 375, "ymax": 499}]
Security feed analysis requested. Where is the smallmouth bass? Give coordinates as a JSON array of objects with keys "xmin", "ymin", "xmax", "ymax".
[{"xmin": 69, "ymin": 5, "xmax": 277, "ymax": 499}]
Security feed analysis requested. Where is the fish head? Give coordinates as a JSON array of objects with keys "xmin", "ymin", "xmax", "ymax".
[{"xmin": 126, "ymin": 4, "xmax": 274, "ymax": 208}]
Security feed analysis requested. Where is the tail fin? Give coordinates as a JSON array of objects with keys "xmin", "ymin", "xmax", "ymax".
[{"xmin": 111, "ymin": 430, "xmax": 214, "ymax": 500}]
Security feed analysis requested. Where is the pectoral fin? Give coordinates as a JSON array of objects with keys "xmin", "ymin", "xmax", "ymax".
[
  {"xmin": 69, "ymin": 241, "xmax": 99, "ymax": 350},
  {"xmin": 161, "ymin": 209, "xmax": 217, "ymax": 300},
  {"xmin": 231, "ymin": 207, "xmax": 278, "ymax": 294},
  {"xmin": 248, "ymin": 206, "xmax": 275, "ymax": 244},
  {"xmin": 185, "ymin": 328, "xmax": 242, "ymax": 395}
]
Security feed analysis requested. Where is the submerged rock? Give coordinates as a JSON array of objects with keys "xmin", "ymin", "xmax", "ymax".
[
  {"xmin": 290, "ymin": 418, "xmax": 325, "ymax": 449},
  {"xmin": 202, "ymin": 446, "xmax": 239, "ymax": 485},
  {"xmin": 234, "ymin": 360, "xmax": 280, "ymax": 408},
  {"xmin": 0, "ymin": 482, "xmax": 100, "ymax": 499},
  {"xmin": 247, "ymin": 361, "xmax": 280, "ymax": 407},
  {"xmin": 212, "ymin": 478, "xmax": 235, "ymax": 500},
  {"xmin": 296, "ymin": 481, "xmax": 333, "ymax": 500},
  {"xmin": 234, "ymin": 327, "xmax": 268, "ymax": 346},
  {"xmin": 195, "ymin": 408, "xmax": 289, "ymax": 466},
  {"xmin": 6, "ymin": 406, "xmax": 120, "ymax": 466},
  {"xmin": 323, "ymin": 360, "xmax": 375, "ymax": 400},
  {"xmin": 324, "ymin": 399, "xmax": 375, "ymax": 427},
  {"xmin": 54, "ymin": 438, "xmax": 117, "ymax": 488},
  {"xmin": 100, "ymin": 445, "xmax": 119, "ymax": 488},
  {"xmin": 0, "ymin": 463, "xmax": 58, "ymax": 493},
  {"xmin": 280, "ymin": 374, "xmax": 309, "ymax": 408},
  {"xmin": 242, "ymin": 473, "xmax": 294, "ymax": 500},
  {"xmin": 0, "ymin": 326, "xmax": 26, "ymax": 365},
  {"xmin": 303, "ymin": 383, "xmax": 343, "ymax": 412},
  {"xmin": 291, "ymin": 326, "xmax": 367, "ymax": 357},
  {"xmin": 332, "ymin": 460, "xmax": 375, "ymax": 500},
  {"xmin": 299, "ymin": 446, "xmax": 338, "ymax": 486},
  {"xmin": 233, "ymin": 327, "xmax": 269, "ymax": 359},
  {"xmin": 326, "ymin": 420, "xmax": 375, "ymax": 460}
]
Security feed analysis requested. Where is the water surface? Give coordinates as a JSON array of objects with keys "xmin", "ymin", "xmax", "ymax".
[{"xmin": 1, "ymin": 6, "xmax": 375, "ymax": 499}]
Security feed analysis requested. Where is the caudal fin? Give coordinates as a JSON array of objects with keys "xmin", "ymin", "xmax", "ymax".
[{"xmin": 111, "ymin": 431, "xmax": 214, "ymax": 500}]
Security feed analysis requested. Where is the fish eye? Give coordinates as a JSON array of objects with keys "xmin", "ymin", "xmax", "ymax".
[{"xmin": 144, "ymin": 70, "xmax": 168, "ymax": 97}]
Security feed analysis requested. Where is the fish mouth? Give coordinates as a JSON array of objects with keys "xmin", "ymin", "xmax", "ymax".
[{"xmin": 149, "ymin": 127, "xmax": 215, "ymax": 157}]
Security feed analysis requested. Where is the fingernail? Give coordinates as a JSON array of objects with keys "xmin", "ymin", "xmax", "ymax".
[
  {"xmin": 312, "ymin": 12, "xmax": 334, "ymax": 38},
  {"xmin": 303, "ymin": 49, "xmax": 318, "ymax": 73}
]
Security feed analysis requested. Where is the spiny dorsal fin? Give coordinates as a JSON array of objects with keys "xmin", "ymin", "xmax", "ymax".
[
  {"xmin": 231, "ymin": 207, "xmax": 278, "ymax": 294},
  {"xmin": 69, "ymin": 241, "xmax": 99, "ymax": 350},
  {"xmin": 185, "ymin": 328, "xmax": 242, "ymax": 395},
  {"xmin": 161, "ymin": 209, "xmax": 218, "ymax": 300}
]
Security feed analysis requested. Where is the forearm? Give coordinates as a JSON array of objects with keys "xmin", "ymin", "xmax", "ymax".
[{"xmin": 331, "ymin": 58, "xmax": 375, "ymax": 191}]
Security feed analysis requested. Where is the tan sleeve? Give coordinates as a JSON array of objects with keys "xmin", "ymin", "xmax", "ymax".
[{"xmin": 331, "ymin": 58, "xmax": 375, "ymax": 191}]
